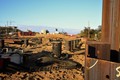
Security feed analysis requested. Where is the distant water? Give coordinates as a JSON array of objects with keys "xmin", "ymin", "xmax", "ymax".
[{"xmin": 17, "ymin": 25, "xmax": 81, "ymax": 35}]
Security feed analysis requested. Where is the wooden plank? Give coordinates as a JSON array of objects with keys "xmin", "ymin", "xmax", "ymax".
[
  {"xmin": 86, "ymin": 41, "xmax": 110, "ymax": 61},
  {"xmin": 85, "ymin": 57, "xmax": 110, "ymax": 80},
  {"xmin": 4, "ymin": 39, "xmax": 22, "ymax": 43},
  {"xmin": 85, "ymin": 57, "xmax": 120, "ymax": 80},
  {"xmin": 110, "ymin": 62, "xmax": 120, "ymax": 80},
  {"xmin": 98, "ymin": 43, "xmax": 110, "ymax": 60}
]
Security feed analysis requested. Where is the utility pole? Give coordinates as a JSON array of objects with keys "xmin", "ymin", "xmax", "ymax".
[
  {"xmin": 10, "ymin": 21, "xmax": 15, "ymax": 26},
  {"xmin": 88, "ymin": 21, "xmax": 90, "ymax": 38},
  {"xmin": 6, "ymin": 21, "xmax": 8, "ymax": 27},
  {"xmin": 5, "ymin": 24, "xmax": 7, "ymax": 38}
]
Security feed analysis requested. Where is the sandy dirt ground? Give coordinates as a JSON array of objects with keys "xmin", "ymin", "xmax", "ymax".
[{"xmin": 0, "ymin": 34, "xmax": 85, "ymax": 80}]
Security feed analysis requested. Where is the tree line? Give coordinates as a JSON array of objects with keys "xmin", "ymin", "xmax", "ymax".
[{"xmin": 79, "ymin": 25, "xmax": 102, "ymax": 40}]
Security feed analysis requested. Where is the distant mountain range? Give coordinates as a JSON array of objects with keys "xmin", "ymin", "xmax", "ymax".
[{"xmin": 17, "ymin": 25, "xmax": 81, "ymax": 34}]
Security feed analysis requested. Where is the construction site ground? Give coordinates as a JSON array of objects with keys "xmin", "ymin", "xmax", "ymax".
[{"xmin": 0, "ymin": 34, "xmax": 85, "ymax": 80}]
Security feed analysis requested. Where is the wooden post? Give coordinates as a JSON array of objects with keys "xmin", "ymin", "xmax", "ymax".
[
  {"xmin": 102, "ymin": 0, "xmax": 120, "ymax": 52},
  {"xmin": 24, "ymin": 39, "xmax": 28, "ymax": 46},
  {"xmin": 65, "ymin": 40, "xmax": 73, "ymax": 52},
  {"xmin": 52, "ymin": 41, "xmax": 62, "ymax": 58},
  {"xmin": 0, "ymin": 39, "xmax": 4, "ymax": 48}
]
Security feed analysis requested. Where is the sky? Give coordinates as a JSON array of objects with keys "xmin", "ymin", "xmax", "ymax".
[{"xmin": 0, "ymin": 0, "xmax": 102, "ymax": 33}]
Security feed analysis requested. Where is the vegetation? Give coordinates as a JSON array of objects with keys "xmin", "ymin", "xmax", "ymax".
[
  {"xmin": 79, "ymin": 25, "xmax": 102, "ymax": 40},
  {"xmin": 0, "ymin": 26, "xmax": 21, "ymax": 38}
]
